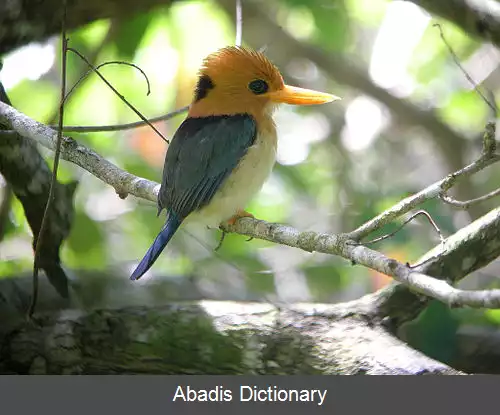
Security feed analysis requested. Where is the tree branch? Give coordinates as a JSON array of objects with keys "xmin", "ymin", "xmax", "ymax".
[
  {"xmin": 1, "ymin": 101, "xmax": 500, "ymax": 312},
  {"xmin": 222, "ymin": 207, "xmax": 500, "ymax": 310},
  {"xmin": 0, "ymin": 292, "xmax": 463, "ymax": 375},
  {"xmin": 348, "ymin": 151, "xmax": 500, "ymax": 240},
  {"xmin": 440, "ymin": 186, "xmax": 500, "ymax": 209},
  {"xmin": 0, "ymin": 101, "xmax": 159, "ymax": 202},
  {"xmin": 348, "ymin": 121, "xmax": 498, "ymax": 239},
  {"xmin": 0, "ymin": 84, "xmax": 76, "ymax": 299},
  {"xmin": 57, "ymin": 106, "xmax": 188, "ymax": 133},
  {"xmin": 407, "ymin": 0, "xmax": 500, "ymax": 49},
  {"xmin": 0, "ymin": 0, "xmax": 177, "ymax": 55}
]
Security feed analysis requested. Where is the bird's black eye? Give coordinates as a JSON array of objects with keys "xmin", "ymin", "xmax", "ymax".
[{"xmin": 248, "ymin": 79, "xmax": 269, "ymax": 95}]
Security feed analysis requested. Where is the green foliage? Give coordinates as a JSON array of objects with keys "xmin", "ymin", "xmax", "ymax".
[
  {"xmin": 303, "ymin": 262, "xmax": 347, "ymax": 300},
  {"xmin": 282, "ymin": 0, "xmax": 350, "ymax": 50},
  {"xmin": 114, "ymin": 12, "xmax": 156, "ymax": 60},
  {"xmin": 0, "ymin": 258, "xmax": 27, "ymax": 279},
  {"xmin": 8, "ymin": 80, "xmax": 58, "ymax": 121},
  {"xmin": 65, "ymin": 211, "xmax": 106, "ymax": 268},
  {"xmin": 402, "ymin": 300, "xmax": 459, "ymax": 366},
  {"xmin": 440, "ymin": 90, "xmax": 487, "ymax": 133},
  {"xmin": 238, "ymin": 256, "xmax": 276, "ymax": 294}
]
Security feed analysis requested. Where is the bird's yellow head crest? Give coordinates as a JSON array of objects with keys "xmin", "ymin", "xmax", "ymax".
[{"xmin": 188, "ymin": 46, "xmax": 339, "ymax": 119}]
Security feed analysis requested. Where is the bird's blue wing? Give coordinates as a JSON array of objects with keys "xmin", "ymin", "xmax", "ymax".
[
  {"xmin": 131, "ymin": 114, "xmax": 256, "ymax": 281},
  {"xmin": 159, "ymin": 114, "xmax": 257, "ymax": 219}
]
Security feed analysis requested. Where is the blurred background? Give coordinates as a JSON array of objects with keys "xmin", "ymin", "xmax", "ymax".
[{"xmin": 1, "ymin": 0, "xmax": 500, "ymax": 370}]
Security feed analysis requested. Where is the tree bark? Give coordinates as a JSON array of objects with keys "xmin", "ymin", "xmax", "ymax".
[
  {"xmin": 0, "ymin": 274, "xmax": 462, "ymax": 375},
  {"xmin": 0, "ymin": 83, "xmax": 76, "ymax": 298}
]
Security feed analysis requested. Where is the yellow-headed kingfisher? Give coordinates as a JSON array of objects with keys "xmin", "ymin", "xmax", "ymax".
[{"xmin": 130, "ymin": 46, "xmax": 339, "ymax": 280}]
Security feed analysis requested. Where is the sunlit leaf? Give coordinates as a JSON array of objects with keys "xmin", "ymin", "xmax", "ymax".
[
  {"xmin": 440, "ymin": 90, "xmax": 487, "ymax": 132},
  {"xmin": 8, "ymin": 80, "xmax": 58, "ymax": 121}
]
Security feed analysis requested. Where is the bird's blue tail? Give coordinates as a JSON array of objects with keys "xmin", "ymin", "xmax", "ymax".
[{"xmin": 130, "ymin": 213, "xmax": 182, "ymax": 281}]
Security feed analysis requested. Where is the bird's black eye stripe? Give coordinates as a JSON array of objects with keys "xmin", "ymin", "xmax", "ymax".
[
  {"xmin": 248, "ymin": 79, "xmax": 269, "ymax": 95},
  {"xmin": 194, "ymin": 75, "xmax": 215, "ymax": 102}
]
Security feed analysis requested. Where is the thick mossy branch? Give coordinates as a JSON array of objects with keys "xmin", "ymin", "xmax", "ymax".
[{"xmin": 0, "ymin": 300, "xmax": 462, "ymax": 375}]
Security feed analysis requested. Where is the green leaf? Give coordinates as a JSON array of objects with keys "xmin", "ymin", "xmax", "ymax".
[
  {"xmin": 402, "ymin": 300, "xmax": 459, "ymax": 365},
  {"xmin": 440, "ymin": 90, "xmax": 487, "ymax": 133},
  {"xmin": 0, "ymin": 260, "xmax": 27, "ymax": 278},
  {"xmin": 9, "ymin": 80, "xmax": 58, "ymax": 121},
  {"xmin": 66, "ymin": 211, "xmax": 105, "ymax": 267},
  {"xmin": 303, "ymin": 263, "xmax": 344, "ymax": 299},
  {"xmin": 485, "ymin": 309, "xmax": 500, "ymax": 325},
  {"xmin": 114, "ymin": 12, "xmax": 156, "ymax": 59},
  {"xmin": 282, "ymin": 0, "xmax": 349, "ymax": 50}
]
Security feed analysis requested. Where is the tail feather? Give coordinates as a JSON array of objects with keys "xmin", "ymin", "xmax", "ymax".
[{"xmin": 130, "ymin": 213, "xmax": 182, "ymax": 281}]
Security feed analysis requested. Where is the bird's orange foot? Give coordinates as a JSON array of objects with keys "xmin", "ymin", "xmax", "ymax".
[{"xmin": 225, "ymin": 210, "xmax": 255, "ymax": 226}]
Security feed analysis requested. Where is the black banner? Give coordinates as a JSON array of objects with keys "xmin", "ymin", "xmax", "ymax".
[{"xmin": 0, "ymin": 375, "xmax": 493, "ymax": 414}]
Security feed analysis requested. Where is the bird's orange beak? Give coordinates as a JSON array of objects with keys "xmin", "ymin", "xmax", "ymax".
[{"xmin": 267, "ymin": 85, "xmax": 340, "ymax": 105}]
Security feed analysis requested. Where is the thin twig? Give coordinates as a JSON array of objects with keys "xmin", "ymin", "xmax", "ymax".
[
  {"xmin": 440, "ymin": 187, "xmax": 500, "ymax": 209},
  {"xmin": 487, "ymin": 89, "xmax": 498, "ymax": 121},
  {"xmin": 350, "ymin": 210, "xmax": 444, "ymax": 246},
  {"xmin": 66, "ymin": 48, "xmax": 170, "ymax": 143},
  {"xmin": 63, "ymin": 60, "xmax": 152, "ymax": 106},
  {"xmin": 28, "ymin": 4, "xmax": 69, "ymax": 318},
  {"xmin": 46, "ymin": 21, "xmax": 116, "ymax": 126},
  {"xmin": 235, "ymin": 0, "xmax": 243, "ymax": 47},
  {"xmin": 54, "ymin": 106, "xmax": 189, "ymax": 133},
  {"xmin": 348, "ymin": 149, "xmax": 500, "ymax": 241},
  {"xmin": 439, "ymin": 122, "xmax": 497, "ymax": 209},
  {"xmin": 434, "ymin": 23, "xmax": 497, "ymax": 115}
]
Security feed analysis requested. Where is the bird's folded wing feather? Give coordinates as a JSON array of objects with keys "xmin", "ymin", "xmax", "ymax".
[{"xmin": 159, "ymin": 114, "xmax": 257, "ymax": 219}]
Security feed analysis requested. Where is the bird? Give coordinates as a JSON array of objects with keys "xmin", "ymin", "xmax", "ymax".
[{"xmin": 130, "ymin": 46, "xmax": 339, "ymax": 281}]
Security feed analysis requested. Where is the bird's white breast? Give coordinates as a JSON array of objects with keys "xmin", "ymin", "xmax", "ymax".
[{"xmin": 188, "ymin": 129, "xmax": 277, "ymax": 228}]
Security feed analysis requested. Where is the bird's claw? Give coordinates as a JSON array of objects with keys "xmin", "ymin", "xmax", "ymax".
[{"xmin": 215, "ymin": 230, "xmax": 227, "ymax": 251}]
